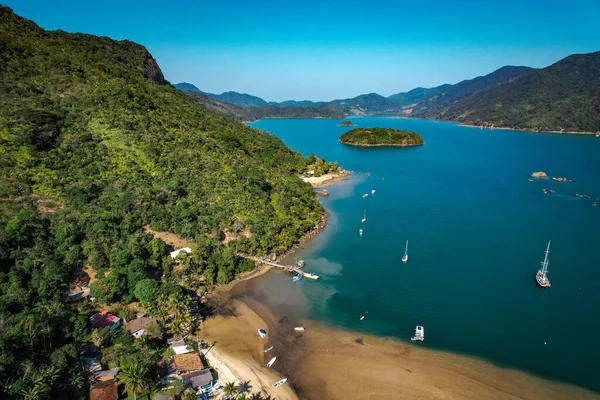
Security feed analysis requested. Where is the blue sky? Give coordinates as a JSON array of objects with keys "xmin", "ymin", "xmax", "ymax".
[{"xmin": 5, "ymin": 0, "xmax": 600, "ymax": 101}]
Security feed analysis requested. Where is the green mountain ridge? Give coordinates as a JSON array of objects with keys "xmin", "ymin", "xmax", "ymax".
[{"xmin": 421, "ymin": 52, "xmax": 600, "ymax": 132}]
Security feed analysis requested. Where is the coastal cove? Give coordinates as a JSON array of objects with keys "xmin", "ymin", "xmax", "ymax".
[{"xmin": 246, "ymin": 116, "xmax": 600, "ymax": 395}]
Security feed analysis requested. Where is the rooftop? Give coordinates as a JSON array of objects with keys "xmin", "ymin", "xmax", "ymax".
[
  {"xmin": 182, "ymin": 368, "xmax": 213, "ymax": 389},
  {"xmin": 89, "ymin": 379, "xmax": 118, "ymax": 400},
  {"xmin": 90, "ymin": 311, "xmax": 120, "ymax": 330},
  {"xmin": 172, "ymin": 353, "xmax": 204, "ymax": 372},
  {"xmin": 126, "ymin": 316, "xmax": 157, "ymax": 334}
]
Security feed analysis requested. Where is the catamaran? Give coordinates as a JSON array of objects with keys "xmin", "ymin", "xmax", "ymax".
[
  {"xmin": 361, "ymin": 209, "xmax": 367, "ymax": 223},
  {"xmin": 536, "ymin": 240, "xmax": 551, "ymax": 288},
  {"xmin": 402, "ymin": 240, "xmax": 408, "ymax": 263}
]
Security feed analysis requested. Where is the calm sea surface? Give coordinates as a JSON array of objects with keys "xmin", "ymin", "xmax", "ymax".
[{"xmin": 248, "ymin": 117, "xmax": 600, "ymax": 391}]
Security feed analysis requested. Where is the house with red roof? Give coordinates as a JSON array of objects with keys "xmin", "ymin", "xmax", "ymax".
[{"xmin": 90, "ymin": 311, "xmax": 121, "ymax": 330}]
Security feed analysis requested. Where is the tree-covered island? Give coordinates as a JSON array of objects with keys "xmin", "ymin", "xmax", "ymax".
[
  {"xmin": 339, "ymin": 120, "xmax": 355, "ymax": 126},
  {"xmin": 339, "ymin": 127, "xmax": 424, "ymax": 146}
]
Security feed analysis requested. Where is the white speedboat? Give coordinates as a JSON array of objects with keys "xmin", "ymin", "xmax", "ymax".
[
  {"xmin": 363, "ymin": 193, "xmax": 369, "ymax": 199},
  {"xmin": 304, "ymin": 273, "xmax": 319, "ymax": 280},
  {"xmin": 359, "ymin": 229, "xmax": 363, "ymax": 236},
  {"xmin": 402, "ymin": 240, "xmax": 408, "ymax": 263},
  {"xmin": 267, "ymin": 357, "xmax": 277, "ymax": 367},
  {"xmin": 360, "ymin": 316, "xmax": 365, "ymax": 321},
  {"xmin": 371, "ymin": 189, "xmax": 376, "ymax": 195},
  {"xmin": 274, "ymin": 378, "xmax": 288, "ymax": 387},
  {"xmin": 295, "ymin": 327, "xmax": 305, "ymax": 331},
  {"xmin": 258, "ymin": 329, "xmax": 267, "ymax": 338},
  {"xmin": 411, "ymin": 325, "xmax": 424, "ymax": 341}
]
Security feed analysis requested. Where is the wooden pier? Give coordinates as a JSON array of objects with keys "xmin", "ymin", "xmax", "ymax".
[{"xmin": 251, "ymin": 257, "xmax": 319, "ymax": 280}]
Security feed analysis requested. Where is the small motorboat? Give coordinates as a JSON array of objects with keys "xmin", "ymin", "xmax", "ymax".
[
  {"xmin": 295, "ymin": 327, "xmax": 305, "ymax": 331},
  {"xmin": 411, "ymin": 325, "xmax": 424, "ymax": 341},
  {"xmin": 361, "ymin": 209, "xmax": 366, "ymax": 223},
  {"xmin": 363, "ymin": 193, "xmax": 369, "ymax": 199},
  {"xmin": 360, "ymin": 316, "xmax": 365, "ymax": 321},
  {"xmin": 264, "ymin": 346, "xmax": 274, "ymax": 353},
  {"xmin": 292, "ymin": 273, "xmax": 303, "ymax": 282},
  {"xmin": 267, "ymin": 357, "xmax": 277, "ymax": 368},
  {"xmin": 274, "ymin": 378, "xmax": 288, "ymax": 387},
  {"xmin": 359, "ymin": 229, "xmax": 363, "ymax": 236},
  {"xmin": 303, "ymin": 273, "xmax": 319, "ymax": 280},
  {"xmin": 402, "ymin": 240, "xmax": 408, "ymax": 263},
  {"xmin": 258, "ymin": 329, "xmax": 267, "ymax": 339},
  {"xmin": 296, "ymin": 259, "xmax": 305, "ymax": 268}
]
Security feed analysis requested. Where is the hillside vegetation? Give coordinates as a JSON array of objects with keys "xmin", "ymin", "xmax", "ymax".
[
  {"xmin": 422, "ymin": 52, "xmax": 600, "ymax": 132},
  {"xmin": 0, "ymin": 6, "xmax": 329, "ymax": 397},
  {"xmin": 340, "ymin": 128, "xmax": 424, "ymax": 146}
]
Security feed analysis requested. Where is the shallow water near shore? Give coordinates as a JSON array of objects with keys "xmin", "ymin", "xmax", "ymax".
[{"xmin": 248, "ymin": 117, "xmax": 600, "ymax": 392}]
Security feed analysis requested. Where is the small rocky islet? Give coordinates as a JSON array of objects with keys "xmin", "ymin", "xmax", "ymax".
[{"xmin": 339, "ymin": 127, "xmax": 424, "ymax": 147}]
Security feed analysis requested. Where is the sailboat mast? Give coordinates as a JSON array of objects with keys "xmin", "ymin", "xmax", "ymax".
[{"xmin": 542, "ymin": 240, "xmax": 551, "ymax": 276}]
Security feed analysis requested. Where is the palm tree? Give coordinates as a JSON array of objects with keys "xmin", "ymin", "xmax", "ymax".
[
  {"xmin": 118, "ymin": 361, "xmax": 150, "ymax": 400},
  {"xmin": 223, "ymin": 381, "xmax": 238, "ymax": 399},
  {"xmin": 249, "ymin": 393, "xmax": 264, "ymax": 400},
  {"xmin": 153, "ymin": 305, "xmax": 169, "ymax": 326},
  {"xmin": 238, "ymin": 394, "xmax": 248, "ymax": 400}
]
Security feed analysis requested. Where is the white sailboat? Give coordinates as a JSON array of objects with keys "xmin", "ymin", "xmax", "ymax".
[
  {"xmin": 402, "ymin": 240, "xmax": 408, "ymax": 263},
  {"xmin": 361, "ymin": 209, "xmax": 367, "ymax": 223},
  {"xmin": 536, "ymin": 240, "xmax": 551, "ymax": 288}
]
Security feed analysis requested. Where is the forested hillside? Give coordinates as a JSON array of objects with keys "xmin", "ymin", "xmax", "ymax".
[
  {"xmin": 421, "ymin": 53, "xmax": 600, "ymax": 132},
  {"xmin": 0, "ymin": 6, "xmax": 329, "ymax": 397}
]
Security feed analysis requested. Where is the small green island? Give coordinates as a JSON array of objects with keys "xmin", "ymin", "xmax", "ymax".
[
  {"xmin": 339, "ymin": 120, "xmax": 355, "ymax": 126},
  {"xmin": 339, "ymin": 127, "xmax": 424, "ymax": 147}
]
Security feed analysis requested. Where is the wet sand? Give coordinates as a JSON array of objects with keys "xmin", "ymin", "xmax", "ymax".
[{"xmin": 205, "ymin": 277, "xmax": 600, "ymax": 400}]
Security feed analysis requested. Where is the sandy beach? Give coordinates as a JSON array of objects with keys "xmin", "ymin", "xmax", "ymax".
[
  {"xmin": 301, "ymin": 171, "xmax": 350, "ymax": 188},
  {"xmin": 205, "ymin": 281, "xmax": 600, "ymax": 400}
]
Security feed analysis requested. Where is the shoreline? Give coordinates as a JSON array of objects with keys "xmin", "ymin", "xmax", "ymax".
[
  {"xmin": 339, "ymin": 140, "xmax": 424, "ymax": 147},
  {"xmin": 223, "ymin": 282, "xmax": 600, "ymax": 400},
  {"xmin": 301, "ymin": 170, "xmax": 351, "ymax": 188}
]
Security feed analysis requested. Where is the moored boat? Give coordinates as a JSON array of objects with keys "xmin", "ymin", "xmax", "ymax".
[
  {"xmin": 402, "ymin": 240, "xmax": 408, "ymax": 263},
  {"xmin": 267, "ymin": 357, "xmax": 277, "ymax": 367},
  {"xmin": 304, "ymin": 273, "xmax": 319, "ymax": 280},
  {"xmin": 363, "ymin": 193, "xmax": 369, "ymax": 198},
  {"xmin": 274, "ymin": 378, "xmax": 288, "ymax": 387},
  {"xmin": 411, "ymin": 325, "xmax": 424, "ymax": 341},
  {"xmin": 296, "ymin": 259, "xmax": 305, "ymax": 268},
  {"xmin": 361, "ymin": 209, "xmax": 367, "ymax": 223},
  {"xmin": 536, "ymin": 240, "xmax": 551, "ymax": 288},
  {"xmin": 292, "ymin": 273, "xmax": 303, "ymax": 282},
  {"xmin": 359, "ymin": 229, "xmax": 363, "ymax": 236},
  {"xmin": 371, "ymin": 189, "xmax": 376, "ymax": 195},
  {"xmin": 264, "ymin": 346, "xmax": 274, "ymax": 353}
]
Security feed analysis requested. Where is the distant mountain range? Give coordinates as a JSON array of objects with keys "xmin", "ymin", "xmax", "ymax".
[
  {"xmin": 173, "ymin": 84, "xmax": 343, "ymax": 121},
  {"xmin": 175, "ymin": 50, "xmax": 600, "ymax": 132}
]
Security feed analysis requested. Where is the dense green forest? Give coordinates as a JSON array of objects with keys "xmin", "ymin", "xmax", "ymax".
[
  {"xmin": 0, "ymin": 6, "xmax": 328, "ymax": 398},
  {"xmin": 340, "ymin": 128, "xmax": 424, "ymax": 146},
  {"xmin": 414, "ymin": 53, "xmax": 600, "ymax": 132}
]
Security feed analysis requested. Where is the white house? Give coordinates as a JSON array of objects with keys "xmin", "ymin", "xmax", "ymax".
[{"xmin": 170, "ymin": 247, "xmax": 192, "ymax": 260}]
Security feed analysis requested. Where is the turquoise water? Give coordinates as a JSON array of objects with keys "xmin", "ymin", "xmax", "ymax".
[{"xmin": 248, "ymin": 117, "xmax": 600, "ymax": 391}]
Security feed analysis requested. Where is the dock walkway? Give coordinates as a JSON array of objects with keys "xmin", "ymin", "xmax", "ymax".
[{"xmin": 250, "ymin": 257, "xmax": 319, "ymax": 280}]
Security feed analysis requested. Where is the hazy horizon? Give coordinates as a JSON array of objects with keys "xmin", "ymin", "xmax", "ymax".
[{"xmin": 6, "ymin": 0, "xmax": 600, "ymax": 102}]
